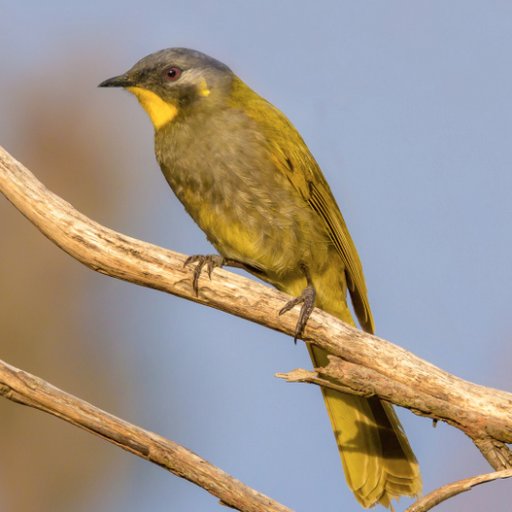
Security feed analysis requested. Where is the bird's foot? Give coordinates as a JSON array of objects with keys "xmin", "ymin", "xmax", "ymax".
[
  {"xmin": 184, "ymin": 254, "xmax": 245, "ymax": 295},
  {"xmin": 184, "ymin": 254, "xmax": 226, "ymax": 296},
  {"xmin": 279, "ymin": 283, "xmax": 316, "ymax": 342}
]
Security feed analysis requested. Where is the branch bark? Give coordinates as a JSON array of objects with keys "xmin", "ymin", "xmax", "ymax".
[
  {"xmin": 0, "ymin": 358, "xmax": 291, "ymax": 512},
  {"xmin": 404, "ymin": 469, "xmax": 512, "ymax": 512},
  {"xmin": 276, "ymin": 360, "xmax": 512, "ymax": 468},
  {"xmin": 1, "ymin": 144, "xmax": 511, "ymax": 510}
]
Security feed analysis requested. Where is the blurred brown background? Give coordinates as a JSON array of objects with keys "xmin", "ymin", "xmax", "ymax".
[{"xmin": 1, "ymin": 54, "xmax": 137, "ymax": 511}]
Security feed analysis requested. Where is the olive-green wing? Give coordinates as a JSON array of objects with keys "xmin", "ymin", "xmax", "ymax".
[
  {"xmin": 234, "ymin": 81, "xmax": 374, "ymax": 333},
  {"xmin": 276, "ymin": 130, "xmax": 374, "ymax": 334},
  {"xmin": 306, "ymin": 177, "xmax": 374, "ymax": 334}
]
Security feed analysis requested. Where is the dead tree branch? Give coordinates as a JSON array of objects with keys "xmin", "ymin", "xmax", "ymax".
[
  {"xmin": 1, "ymin": 145, "xmax": 511, "ymax": 510},
  {"xmin": 0, "ymin": 357, "xmax": 292, "ymax": 512}
]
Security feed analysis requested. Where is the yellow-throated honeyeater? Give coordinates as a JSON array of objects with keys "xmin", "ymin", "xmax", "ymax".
[{"xmin": 100, "ymin": 48, "xmax": 421, "ymax": 509}]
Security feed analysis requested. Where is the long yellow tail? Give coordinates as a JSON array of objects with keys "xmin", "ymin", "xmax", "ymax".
[
  {"xmin": 308, "ymin": 343, "xmax": 421, "ymax": 508},
  {"xmin": 280, "ymin": 269, "xmax": 421, "ymax": 508}
]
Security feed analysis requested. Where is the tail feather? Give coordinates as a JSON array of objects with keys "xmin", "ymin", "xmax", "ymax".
[
  {"xmin": 308, "ymin": 344, "xmax": 421, "ymax": 508},
  {"xmin": 280, "ymin": 267, "xmax": 421, "ymax": 507}
]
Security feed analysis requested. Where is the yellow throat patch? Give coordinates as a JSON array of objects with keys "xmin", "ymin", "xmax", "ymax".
[{"xmin": 127, "ymin": 87, "xmax": 177, "ymax": 129}]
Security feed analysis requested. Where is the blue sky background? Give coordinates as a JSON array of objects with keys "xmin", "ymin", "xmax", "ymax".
[{"xmin": 1, "ymin": 2, "xmax": 511, "ymax": 511}]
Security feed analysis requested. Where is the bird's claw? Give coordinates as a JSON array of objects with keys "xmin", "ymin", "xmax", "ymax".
[
  {"xmin": 184, "ymin": 254, "xmax": 225, "ymax": 296},
  {"xmin": 279, "ymin": 284, "xmax": 316, "ymax": 342}
]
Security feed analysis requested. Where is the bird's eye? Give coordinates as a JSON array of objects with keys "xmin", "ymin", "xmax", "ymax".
[{"xmin": 164, "ymin": 66, "xmax": 182, "ymax": 81}]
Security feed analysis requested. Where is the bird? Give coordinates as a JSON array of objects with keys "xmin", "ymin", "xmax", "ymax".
[{"xmin": 99, "ymin": 47, "xmax": 421, "ymax": 508}]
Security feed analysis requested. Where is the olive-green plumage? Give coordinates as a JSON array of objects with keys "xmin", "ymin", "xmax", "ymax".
[{"xmin": 100, "ymin": 48, "xmax": 422, "ymax": 508}]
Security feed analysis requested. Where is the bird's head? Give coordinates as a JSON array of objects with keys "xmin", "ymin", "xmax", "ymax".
[{"xmin": 99, "ymin": 48, "xmax": 234, "ymax": 129}]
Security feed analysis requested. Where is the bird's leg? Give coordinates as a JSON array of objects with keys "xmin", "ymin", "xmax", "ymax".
[
  {"xmin": 184, "ymin": 254, "xmax": 247, "ymax": 296},
  {"xmin": 279, "ymin": 264, "xmax": 316, "ymax": 342}
]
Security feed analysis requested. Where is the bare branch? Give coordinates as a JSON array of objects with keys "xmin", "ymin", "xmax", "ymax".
[
  {"xmin": 2, "ymin": 148, "xmax": 511, "ymax": 446},
  {"xmin": 0, "ymin": 357, "xmax": 292, "ymax": 512},
  {"xmin": 276, "ymin": 359, "xmax": 512, "ymax": 470},
  {"xmin": 405, "ymin": 469, "xmax": 512, "ymax": 512},
  {"xmin": 1, "ymin": 144, "xmax": 512, "ymax": 508}
]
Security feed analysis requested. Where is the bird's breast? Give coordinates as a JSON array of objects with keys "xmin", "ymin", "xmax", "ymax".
[{"xmin": 155, "ymin": 110, "xmax": 330, "ymax": 278}]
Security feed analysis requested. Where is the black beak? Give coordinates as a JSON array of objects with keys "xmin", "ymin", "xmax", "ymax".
[{"xmin": 98, "ymin": 74, "xmax": 134, "ymax": 88}]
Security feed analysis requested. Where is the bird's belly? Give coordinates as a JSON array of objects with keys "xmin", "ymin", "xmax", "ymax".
[
  {"xmin": 171, "ymin": 174, "xmax": 327, "ymax": 278},
  {"xmin": 196, "ymin": 191, "xmax": 303, "ymax": 274}
]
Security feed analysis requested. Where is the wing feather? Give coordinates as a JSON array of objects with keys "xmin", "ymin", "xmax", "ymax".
[{"xmin": 231, "ymin": 79, "xmax": 374, "ymax": 333}]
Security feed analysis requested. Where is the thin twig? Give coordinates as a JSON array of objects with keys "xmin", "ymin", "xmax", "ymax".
[
  {"xmin": 405, "ymin": 469, "xmax": 512, "ymax": 512},
  {"xmin": 275, "ymin": 368, "xmax": 374, "ymax": 397}
]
